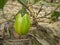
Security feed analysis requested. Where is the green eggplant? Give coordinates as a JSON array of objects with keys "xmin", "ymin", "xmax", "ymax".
[{"xmin": 14, "ymin": 13, "xmax": 30, "ymax": 35}]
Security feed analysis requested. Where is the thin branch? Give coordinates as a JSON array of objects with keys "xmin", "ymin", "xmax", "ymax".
[
  {"xmin": 54, "ymin": 4, "xmax": 60, "ymax": 11},
  {"xmin": 36, "ymin": 5, "xmax": 43, "ymax": 15},
  {"xmin": 17, "ymin": 0, "xmax": 32, "ymax": 14}
]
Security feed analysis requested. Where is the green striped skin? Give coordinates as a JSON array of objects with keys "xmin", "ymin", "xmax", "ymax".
[{"xmin": 14, "ymin": 13, "xmax": 30, "ymax": 35}]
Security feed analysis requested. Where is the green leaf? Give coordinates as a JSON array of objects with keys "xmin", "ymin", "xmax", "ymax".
[
  {"xmin": 0, "ymin": 0, "xmax": 8, "ymax": 9},
  {"xmin": 51, "ymin": 11, "xmax": 60, "ymax": 21}
]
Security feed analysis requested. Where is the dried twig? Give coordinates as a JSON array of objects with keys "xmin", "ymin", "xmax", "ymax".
[{"xmin": 36, "ymin": 5, "xmax": 43, "ymax": 15}]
